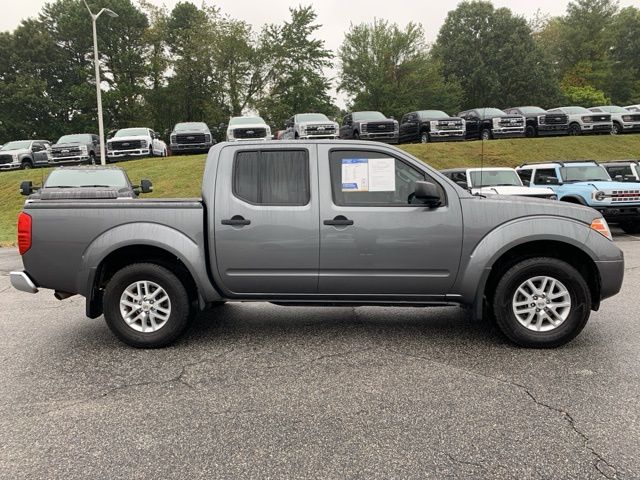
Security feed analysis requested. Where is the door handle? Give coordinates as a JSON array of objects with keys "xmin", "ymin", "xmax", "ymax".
[
  {"xmin": 221, "ymin": 215, "xmax": 251, "ymax": 226},
  {"xmin": 323, "ymin": 215, "xmax": 354, "ymax": 226}
]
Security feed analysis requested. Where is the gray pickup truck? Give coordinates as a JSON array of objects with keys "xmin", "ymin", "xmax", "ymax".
[{"xmin": 11, "ymin": 141, "xmax": 624, "ymax": 349}]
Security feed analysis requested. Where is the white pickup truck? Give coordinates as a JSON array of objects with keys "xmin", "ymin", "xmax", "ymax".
[
  {"xmin": 107, "ymin": 128, "xmax": 167, "ymax": 160},
  {"xmin": 226, "ymin": 116, "xmax": 271, "ymax": 142},
  {"xmin": 441, "ymin": 167, "xmax": 557, "ymax": 199}
]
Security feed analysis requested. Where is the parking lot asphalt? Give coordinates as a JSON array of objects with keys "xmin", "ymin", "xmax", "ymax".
[{"xmin": 0, "ymin": 232, "xmax": 639, "ymax": 480}]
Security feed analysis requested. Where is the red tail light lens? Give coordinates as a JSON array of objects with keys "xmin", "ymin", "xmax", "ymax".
[{"xmin": 17, "ymin": 212, "xmax": 32, "ymax": 255}]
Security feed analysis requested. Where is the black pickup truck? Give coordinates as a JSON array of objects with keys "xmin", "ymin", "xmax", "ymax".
[
  {"xmin": 504, "ymin": 107, "xmax": 569, "ymax": 137},
  {"xmin": 458, "ymin": 108, "xmax": 525, "ymax": 140},
  {"xmin": 398, "ymin": 110, "xmax": 465, "ymax": 143}
]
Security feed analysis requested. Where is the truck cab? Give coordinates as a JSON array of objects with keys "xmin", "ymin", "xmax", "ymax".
[
  {"xmin": 504, "ymin": 107, "xmax": 569, "ymax": 138},
  {"xmin": 588, "ymin": 106, "xmax": 640, "ymax": 135},
  {"xmin": 170, "ymin": 122, "xmax": 214, "ymax": 153},
  {"xmin": 516, "ymin": 161, "xmax": 640, "ymax": 233},
  {"xmin": 0, "ymin": 140, "xmax": 51, "ymax": 170},
  {"xmin": 107, "ymin": 128, "xmax": 167, "ymax": 160},
  {"xmin": 226, "ymin": 116, "xmax": 271, "ymax": 142},
  {"xmin": 547, "ymin": 107, "xmax": 612, "ymax": 136},
  {"xmin": 282, "ymin": 113, "xmax": 338, "ymax": 140},
  {"xmin": 339, "ymin": 111, "xmax": 399, "ymax": 143},
  {"xmin": 50, "ymin": 133, "xmax": 100, "ymax": 165}
]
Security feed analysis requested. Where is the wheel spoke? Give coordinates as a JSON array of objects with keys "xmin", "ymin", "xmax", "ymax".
[
  {"xmin": 512, "ymin": 275, "xmax": 571, "ymax": 333},
  {"xmin": 120, "ymin": 280, "xmax": 171, "ymax": 333}
]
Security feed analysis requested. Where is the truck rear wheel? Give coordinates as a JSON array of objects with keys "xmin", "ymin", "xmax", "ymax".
[
  {"xmin": 492, "ymin": 257, "xmax": 591, "ymax": 348},
  {"xmin": 103, "ymin": 263, "xmax": 192, "ymax": 348}
]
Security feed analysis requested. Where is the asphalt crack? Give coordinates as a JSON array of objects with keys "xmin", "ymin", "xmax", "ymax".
[{"xmin": 386, "ymin": 348, "xmax": 620, "ymax": 479}]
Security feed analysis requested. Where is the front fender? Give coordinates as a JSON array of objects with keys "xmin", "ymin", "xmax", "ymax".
[
  {"xmin": 453, "ymin": 216, "xmax": 595, "ymax": 308},
  {"xmin": 77, "ymin": 222, "xmax": 221, "ymax": 302}
]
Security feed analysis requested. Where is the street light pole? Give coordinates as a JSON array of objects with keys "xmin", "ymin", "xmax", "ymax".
[{"xmin": 83, "ymin": 1, "xmax": 118, "ymax": 165}]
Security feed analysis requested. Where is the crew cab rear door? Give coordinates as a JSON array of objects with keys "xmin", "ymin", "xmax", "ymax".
[
  {"xmin": 317, "ymin": 144, "xmax": 463, "ymax": 298},
  {"xmin": 213, "ymin": 146, "xmax": 319, "ymax": 295}
]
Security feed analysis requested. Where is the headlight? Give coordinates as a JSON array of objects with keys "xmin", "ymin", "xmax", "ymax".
[
  {"xmin": 170, "ymin": 135, "xmax": 176, "ymax": 143},
  {"xmin": 493, "ymin": 118, "xmax": 500, "ymax": 127},
  {"xmin": 12, "ymin": 153, "xmax": 19, "ymax": 161},
  {"xmin": 204, "ymin": 134, "xmax": 211, "ymax": 142},
  {"xmin": 266, "ymin": 127, "xmax": 271, "ymax": 136},
  {"xmin": 227, "ymin": 129, "xmax": 234, "ymax": 139},
  {"xmin": 140, "ymin": 140, "xmax": 147, "ymax": 148},
  {"xmin": 394, "ymin": 121, "xmax": 399, "ymax": 131},
  {"xmin": 79, "ymin": 145, "xmax": 88, "ymax": 154},
  {"xmin": 593, "ymin": 191, "xmax": 607, "ymax": 201},
  {"xmin": 582, "ymin": 116, "xmax": 593, "ymax": 123},
  {"xmin": 361, "ymin": 123, "xmax": 367, "ymax": 132},
  {"xmin": 622, "ymin": 115, "xmax": 632, "ymax": 122},
  {"xmin": 538, "ymin": 115, "xmax": 546, "ymax": 124},
  {"xmin": 107, "ymin": 142, "xmax": 112, "ymax": 150}
]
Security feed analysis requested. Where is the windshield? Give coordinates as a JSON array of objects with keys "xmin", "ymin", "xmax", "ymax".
[
  {"xmin": 478, "ymin": 108, "xmax": 507, "ymax": 118},
  {"xmin": 417, "ymin": 110, "xmax": 449, "ymax": 119},
  {"xmin": 114, "ymin": 128, "xmax": 148, "ymax": 137},
  {"xmin": 562, "ymin": 106, "xmax": 590, "ymax": 114},
  {"xmin": 560, "ymin": 165, "xmax": 611, "ymax": 182},
  {"xmin": 56, "ymin": 134, "xmax": 92, "ymax": 144},
  {"xmin": 469, "ymin": 170, "xmax": 522, "ymax": 187},
  {"xmin": 519, "ymin": 107, "xmax": 547, "ymax": 114},
  {"xmin": 353, "ymin": 111, "xmax": 386, "ymax": 121},
  {"xmin": 44, "ymin": 169, "xmax": 129, "ymax": 189},
  {"xmin": 296, "ymin": 113, "xmax": 330, "ymax": 122},
  {"xmin": 174, "ymin": 122, "xmax": 208, "ymax": 132},
  {"xmin": 597, "ymin": 106, "xmax": 627, "ymax": 113},
  {"xmin": 1, "ymin": 141, "xmax": 31, "ymax": 151},
  {"xmin": 229, "ymin": 117, "xmax": 265, "ymax": 126}
]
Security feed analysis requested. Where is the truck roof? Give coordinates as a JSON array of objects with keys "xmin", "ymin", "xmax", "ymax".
[{"xmin": 517, "ymin": 160, "xmax": 599, "ymax": 169}]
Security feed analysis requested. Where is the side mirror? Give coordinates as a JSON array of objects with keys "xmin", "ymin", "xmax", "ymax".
[
  {"xmin": 218, "ymin": 123, "xmax": 226, "ymax": 130},
  {"xmin": 20, "ymin": 180, "xmax": 34, "ymax": 196},
  {"xmin": 414, "ymin": 181, "xmax": 442, "ymax": 207},
  {"xmin": 139, "ymin": 179, "xmax": 153, "ymax": 194}
]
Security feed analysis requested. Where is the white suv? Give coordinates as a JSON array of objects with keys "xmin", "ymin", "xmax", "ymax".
[
  {"xmin": 441, "ymin": 167, "xmax": 557, "ymax": 199},
  {"xmin": 589, "ymin": 106, "xmax": 640, "ymax": 135},
  {"xmin": 282, "ymin": 113, "xmax": 338, "ymax": 140},
  {"xmin": 547, "ymin": 106, "xmax": 612, "ymax": 135},
  {"xmin": 226, "ymin": 116, "xmax": 271, "ymax": 142}
]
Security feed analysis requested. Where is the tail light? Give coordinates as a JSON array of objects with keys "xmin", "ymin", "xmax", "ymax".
[{"xmin": 18, "ymin": 212, "xmax": 32, "ymax": 255}]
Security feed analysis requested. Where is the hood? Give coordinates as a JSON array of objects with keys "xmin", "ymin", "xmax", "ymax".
[
  {"xmin": 475, "ymin": 186, "xmax": 555, "ymax": 196},
  {"xmin": 570, "ymin": 181, "xmax": 640, "ymax": 190},
  {"xmin": 298, "ymin": 120, "xmax": 337, "ymax": 127},
  {"xmin": 229, "ymin": 123, "xmax": 268, "ymax": 130},
  {"xmin": 361, "ymin": 118, "xmax": 395, "ymax": 123},
  {"xmin": 52, "ymin": 142, "xmax": 85, "ymax": 149},
  {"xmin": 430, "ymin": 116, "xmax": 464, "ymax": 122},
  {"xmin": 108, "ymin": 135, "xmax": 150, "ymax": 142},
  {"xmin": 0, "ymin": 148, "xmax": 30, "ymax": 155}
]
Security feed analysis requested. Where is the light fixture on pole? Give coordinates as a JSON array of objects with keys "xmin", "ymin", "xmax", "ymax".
[{"xmin": 83, "ymin": 1, "xmax": 118, "ymax": 165}]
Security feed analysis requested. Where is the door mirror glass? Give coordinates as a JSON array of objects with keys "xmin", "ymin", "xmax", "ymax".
[{"xmin": 413, "ymin": 181, "xmax": 442, "ymax": 207}]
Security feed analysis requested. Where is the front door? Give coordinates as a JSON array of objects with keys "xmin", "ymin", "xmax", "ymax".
[
  {"xmin": 214, "ymin": 146, "xmax": 319, "ymax": 295},
  {"xmin": 317, "ymin": 145, "xmax": 463, "ymax": 298}
]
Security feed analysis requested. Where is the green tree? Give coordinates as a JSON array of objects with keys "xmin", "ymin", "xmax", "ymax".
[
  {"xmin": 338, "ymin": 19, "xmax": 460, "ymax": 119},
  {"xmin": 257, "ymin": 6, "xmax": 336, "ymax": 129},
  {"xmin": 433, "ymin": 0, "xmax": 561, "ymax": 109}
]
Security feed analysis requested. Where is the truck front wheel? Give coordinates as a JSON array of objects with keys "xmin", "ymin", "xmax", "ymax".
[
  {"xmin": 481, "ymin": 129, "xmax": 492, "ymax": 141},
  {"xmin": 103, "ymin": 263, "xmax": 192, "ymax": 348},
  {"xmin": 492, "ymin": 257, "xmax": 591, "ymax": 348}
]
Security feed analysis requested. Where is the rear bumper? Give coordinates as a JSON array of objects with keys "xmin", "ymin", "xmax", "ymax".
[{"xmin": 10, "ymin": 271, "xmax": 38, "ymax": 294}]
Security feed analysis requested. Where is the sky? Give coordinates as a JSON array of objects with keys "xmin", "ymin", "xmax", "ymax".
[{"xmin": 2, "ymin": 0, "xmax": 638, "ymax": 108}]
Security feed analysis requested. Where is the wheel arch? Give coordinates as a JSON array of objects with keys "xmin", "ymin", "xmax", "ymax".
[{"xmin": 559, "ymin": 195, "xmax": 587, "ymax": 205}]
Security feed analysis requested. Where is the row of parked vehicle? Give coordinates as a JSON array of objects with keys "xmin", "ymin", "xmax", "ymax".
[{"xmin": 441, "ymin": 159, "xmax": 640, "ymax": 234}]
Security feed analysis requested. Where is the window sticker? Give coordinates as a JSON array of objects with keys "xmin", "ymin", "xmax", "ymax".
[{"xmin": 341, "ymin": 158, "xmax": 396, "ymax": 192}]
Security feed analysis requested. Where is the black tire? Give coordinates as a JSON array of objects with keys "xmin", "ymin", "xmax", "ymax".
[
  {"xmin": 491, "ymin": 257, "xmax": 591, "ymax": 348},
  {"xmin": 21, "ymin": 160, "xmax": 33, "ymax": 170},
  {"xmin": 569, "ymin": 123, "xmax": 581, "ymax": 136},
  {"xmin": 525, "ymin": 125, "xmax": 536, "ymax": 138},
  {"xmin": 103, "ymin": 263, "xmax": 192, "ymax": 348},
  {"xmin": 420, "ymin": 131, "xmax": 429, "ymax": 143},
  {"xmin": 620, "ymin": 222, "xmax": 640, "ymax": 234},
  {"xmin": 87, "ymin": 152, "xmax": 96, "ymax": 165},
  {"xmin": 481, "ymin": 128, "xmax": 492, "ymax": 141},
  {"xmin": 611, "ymin": 122, "xmax": 621, "ymax": 135},
  {"xmin": 353, "ymin": 131, "xmax": 360, "ymax": 140}
]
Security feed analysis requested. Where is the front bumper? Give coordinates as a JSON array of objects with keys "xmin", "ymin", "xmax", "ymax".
[
  {"xmin": 621, "ymin": 122, "xmax": 640, "ymax": 133},
  {"xmin": 596, "ymin": 259, "xmax": 625, "ymax": 301},
  {"xmin": 50, "ymin": 155, "xmax": 91, "ymax": 164},
  {"xmin": 227, "ymin": 137, "xmax": 269, "ymax": 142},
  {"xmin": 594, "ymin": 205, "xmax": 640, "ymax": 221},
  {"xmin": 359, "ymin": 132, "xmax": 399, "ymax": 143},
  {"xmin": 299, "ymin": 134, "xmax": 339, "ymax": 140},
  {"xmin": 0, "ymin": 162, "xmax": 21, "ymax": 170},
  {"xmin": 537, "ymin": 125, "xmax": 569, "ymax": 136},
  {"xmin": 107, "ymin": 148, "xmax": 150, "ymax": 158},
  {"xmin": 10, "ymin": 271, "xmax": 38, "ymax": 294},
  {"xmin": 582, "ymin": 123, "xmax": 612, "ymax": 133},
  {"xmin": 429, "ymin": 130, "xmax": 465, "ymax": 141},
  {"xmin": 170, "ymin": 143, "xmax": 213, "ymax": 152},
  {"xmin": 492, "ymin": 128, "xmax": 525, "ymax": 138}
]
